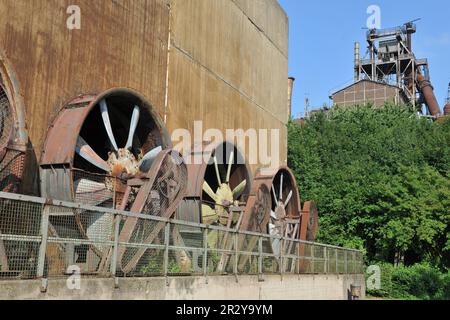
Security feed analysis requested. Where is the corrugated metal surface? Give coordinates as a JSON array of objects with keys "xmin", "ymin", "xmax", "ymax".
[
  {"xmin": 332, "ymin": 80, "xmax": 406, "ymax": 108},
  {"xmin": 0, "ymin": 0, "xmax": 289, "ymax": 184},
  {"xmin": 167, "ymin": 0, "xmax": 288, "ymax": 173},
  {"xmin": 0, "ymin": 0, "xmax": 170, "ymax": 160}
]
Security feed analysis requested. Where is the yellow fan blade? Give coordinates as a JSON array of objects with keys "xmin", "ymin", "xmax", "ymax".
[
  {"xmin": 202, "ymin": 181, "xmax": 218, "ymax": 202},
  {"xmin": 232, "ymin": 179, "xmax": 247, "ymax": 199},
  {"xmin": 201, "ymin": 204, "xmax": 218, "ymax": 225}
]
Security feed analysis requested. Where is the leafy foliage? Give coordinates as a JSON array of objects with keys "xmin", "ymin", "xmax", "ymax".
[
  {"xmin": 288, "ymin": 104, "xmax": 450, "ymax": 268},
  {"xmin": 367, "ymin": 262, "xmax": 450, "ymax": 300}
]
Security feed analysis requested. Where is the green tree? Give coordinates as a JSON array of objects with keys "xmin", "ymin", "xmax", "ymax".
[{"xmin": 288, "ymin": 104, "xmax": 450, "ymax": 268}]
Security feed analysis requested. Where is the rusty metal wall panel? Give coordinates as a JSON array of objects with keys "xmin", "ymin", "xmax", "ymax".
[
  {"xmin": 167, "ymin": 0, "xmax": 288, "ymax": 173},
  {"xmin": 0, "ymin": 0, "xmax": 170, "ymax": 160},
  {"xmin": 332, "ymin": 81, "xmax": 405, "ymax": 107},
  {"xmin": 168, "ymin": 0, "xmax": 289, "ymax": 125},
  {"xmin": 231, "ymin": 0, "xmax": 289, "ymax": 56},
  {"xmin": 166, "ymin": 48, "xmax": 287, "ymax": 174}
]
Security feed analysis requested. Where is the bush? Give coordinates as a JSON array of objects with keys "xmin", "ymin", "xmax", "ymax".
[
  {"xmin": 366, "ymin": 262, "xmax": 450, "ymax": 300},
  {"xmin": 366, "ymin": 262, "xmax": 394, "ymax": 298},
  {"xmin": 288, "ymin": 105, "xmax": 450, "ymax": 268}
]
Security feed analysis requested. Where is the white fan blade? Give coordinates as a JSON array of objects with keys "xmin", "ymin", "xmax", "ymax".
[
  {"xmin": 213, "ymin": 156, "xmax": 222, "ymax": 185},
  {"xmin": 139, "ymin": 146, "xmax": 163, "ymax": 172},
  {"xmin": 74, "ymin": 179, "xmax": 112, "ymax": 206},
  {"xmin": 99, "ymin": 99, "xmax": 119, "ymax": 151},
  {"xmin": 125, "ymin": 106, "xmax": 140, "ymax": 150},
  {"xmin": 202, "ymin": 181, "xmax": 218, "ymax": 202},
  {"xmin": 279, "ymin": 173, "xmax": 284, "ymax": 201},
  {"xmin": 76, "ymin": 137, "xmax": 110, "ymax": 172},
  {"xmin": 225, "ymin": 151, "xmax": 234, "ymax": 183},
  {"xmin": 271, "ymin": 184, "xmax": 278, "ymax": 206},
  {"xmin": 270, "ymin": 210, "xmax": 277, "ymax": 219},
  {"xmin": 74, "ymin": 179, "xmax": 107, "ymax": 194},
  {"xmin": 284, "ymin": 190, "xmax": 293, "ymax": 208},
  {"xmin": 232, "ymin": 179, "xmax": 247, "ymax": 198}
]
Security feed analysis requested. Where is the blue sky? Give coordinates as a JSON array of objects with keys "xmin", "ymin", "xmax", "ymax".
[{"xmin": 278, "ymin": 0, "xmax": 450, "ymax": 118}]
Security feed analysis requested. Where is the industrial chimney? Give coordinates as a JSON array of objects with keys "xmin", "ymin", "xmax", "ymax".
[
  {"xmin": 445, "ymin": 82, "xmax": 450, "ymax": 116},
  {"xmin": 417, "ymin": 74, "xmax": 441, "ymax": 117},
  {"xmin": 354, "ymin": 42, "xmax": 360, "ymax": 82},
  {"xmin": 288, "ymin": 77, "xmax": 296, "ymax": 118}
]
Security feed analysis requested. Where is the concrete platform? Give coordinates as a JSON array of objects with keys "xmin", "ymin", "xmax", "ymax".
[{"xmin": 0, "ymin": 274, "xmax": 365, "ymax": 300}]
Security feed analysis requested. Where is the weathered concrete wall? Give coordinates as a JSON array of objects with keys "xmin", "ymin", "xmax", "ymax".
[
  {"xmin": 167, "ymin": 0, "xmax": 289, "ymax": 172},
  {"xmin": 0, "ymin": 274, "xmax": 365, "ymax": 300}
]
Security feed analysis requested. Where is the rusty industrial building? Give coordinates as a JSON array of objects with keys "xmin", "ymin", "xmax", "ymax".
[{"xmin": 330, "ymin": 21, "xmax": 443, "ymax": 118}]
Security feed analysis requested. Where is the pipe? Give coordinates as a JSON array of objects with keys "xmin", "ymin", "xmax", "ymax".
[
  {"xmin": 354, "ymin": 42, "xmax": 360, "ymax": 82},
  {"xmin": 416, "ymin": 74, "xmax": 441, "ymax": 117},
  {"xmin": 444, "ymin": 104, "xmax": 450, "ymax": 116},
  {"xmin": 288, "ymin": 77, "xmax": 295, "ymax": 119},
  {"xmin": 445, "ymin": 83, "xmax": 450, "ymax": 116}
]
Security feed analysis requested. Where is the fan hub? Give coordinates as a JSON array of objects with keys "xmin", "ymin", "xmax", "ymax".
[
  {"xmin": 274, "ymin": 203, "xmax": 287, "ymax": 221},
  {"xmin": 215, "ymin": 183, "xmax": 234, "ymax": 224},
  {"xmin": 107, "ymin": 148, "xmax": 140, "ymax": 177}
]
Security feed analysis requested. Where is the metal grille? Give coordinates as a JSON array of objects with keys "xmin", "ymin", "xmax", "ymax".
[
  {"xmin": 0, "ymin": 84, "xmax": 13, "ymax": 149},
  {"xmin": 0, "ymin": 197, "xmax": 42, "ymax": 277},
  {"xmin": 0, "ymin": 192, "xmax": 364, "ymax": 280},
  {"xmin": 0, "ymin": 151, "xmax": 25, "ymax": 193}
]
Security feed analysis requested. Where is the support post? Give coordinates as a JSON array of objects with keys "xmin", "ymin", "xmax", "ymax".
[
  {"xmin": 203, "ymin": 228, "xmax": 208, "ymax": 284},
  {"xmin": 164, "ymin": 222, "xmax": 170, "ymax": 285},
  {"xmin": 233, "ymin": 231, "xmax": 239, "ymax": 283},
  {"xmin": 345, "ymin": 250, "xmax": 348, "ymax": 274},
  {"xmin": 110, "ymin": 213, "xmax": 121, "ymax": 288},
  {"xmin": 37, "ymin": 204, "xmax": 50, "ymax": 292},
  {"xmin": 336, "ymin": 249, "xmax": 339, "ymax": 274},
  {"xmin": 258, "ymin": 236, "xmax": 263, "ymax": 281},
  {"xmin": 280, "ymin": 236, "xmax": 284, "ymax": 280},
  {"xmin": 324, "ymin": 247, "xmax": 328, "ymax": 274},
  {"xmin": 233, "ymin": 232, "xmax": 238, "ymax": 277}
]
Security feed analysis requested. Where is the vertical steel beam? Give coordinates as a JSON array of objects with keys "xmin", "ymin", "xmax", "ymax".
[
  {"xmin": 258, "ymin": 236, "xmax": 263, "ymax": 281},
  {"xmin": 110, "ymin": 213, "xmax": 121, "ymax": 287},
  {"xmin": 203, "ymin": 228, "xmax": 208, "ymax": 284},
  {"xmin": 37, "ymin": 204, "xmax": 49, "ymax": 292},
  {"xmin": 280, "ymin": 236, "xmax": 284, "ymax": 279},
  {"xmin": 344, "ymin": 251, "xmax": 348, "ymax": 274},
  {"xmin": 164, "ymin": 222, "xmax": 170, "ymax": 284},
  {"xmin": 336, "ymin": 249, "xmax": 339, "ymax": 274},
  {"xmin": 233, "ymin": 232, "xmax": 238, "ymax": 276}
]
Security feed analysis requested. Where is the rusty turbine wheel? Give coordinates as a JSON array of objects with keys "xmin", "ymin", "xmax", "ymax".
[
  {"xmin": 267, "ymin": 168, "xmax": 301, "ymax": 256},
  {"xmin": 174, "ymin": 141, "xmax": 251, "ymax": 273},
  {"xmin": 301, "ymin": 201, "xmax": 319, "ymax": 242},
  {"xmin": 40, "ymin": 89, "xmax": 173, "ymax": 273},
  {"xmin": 176, "ymin": 141, "xmax": 251, "ymax": 229},
  {"xmin": 238, "ymin": 167, "xmax": 301, "ymax": 271}
]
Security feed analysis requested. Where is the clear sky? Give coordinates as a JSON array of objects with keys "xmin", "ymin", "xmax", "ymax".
[{"xmin": 278, "ymin": 0, "xmax": 450, "ymax": 118}]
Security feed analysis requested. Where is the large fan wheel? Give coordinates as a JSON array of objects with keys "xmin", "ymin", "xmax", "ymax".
[
  {"xmin": 0, "ymin": 59, "xmax": 29, "ymax": 274},
  {"xmin": 238, "ymin": 167, "xmax": 301, "ymax": 272},
  {"xmin": 0, "ymin": 58, "xmax": 28, "ymax": 193},
  {"xmin": 177, "ymin": 141, "xmax": 251, "ymax": 228},
  {"xmin": 268, "ymin": 168, "xmax": 301, "ymax": 256},
  {"xmin": 175, "ymin": 141, "xmax": 251, "ymax": 273},
  {"xmin": 40, "ymin": 89, "xmax": 172, "ymax": 274}
]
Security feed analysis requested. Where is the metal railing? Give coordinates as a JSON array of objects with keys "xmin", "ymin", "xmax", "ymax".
[{"xmin": 0, "ymin": 192, "xmax": 364, "ymax": 283}]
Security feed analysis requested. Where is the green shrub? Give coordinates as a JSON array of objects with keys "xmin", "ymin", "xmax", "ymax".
[
  {"xmin": 366, "ymin": 262, "xmax": 450, "ymax": 300},
  {"xmin": 366, "ymin": 262, "xmax": 394, "ymax": 298}
]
